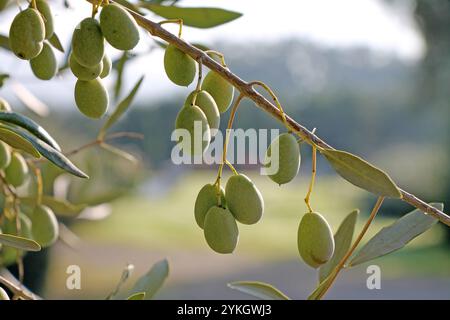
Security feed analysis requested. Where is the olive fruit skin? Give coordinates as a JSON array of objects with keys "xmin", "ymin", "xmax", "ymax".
[
  {"xmin": 0, "ymin": 287, "xmax": 9, "ymax": 300},
  {"xmin": 0, "ymin": 214, "xmax": 32, "ymax": 267},
  {"xmin": 164, "ymin": 44, "xmax": 196, "ymax": 86},
  {"xmin": 203, "ymin": 206, "xmax": 239, "ymax": 254},
  {"xmin": 74, "ymin": 79, "xmax": 109, "ymax": 119},
  {"xmin": 30, "ymin": 42, "xmax": 57, "ymax": 80},
  {"xmin": 72, "ymin": 18, "xmax": 104, "ymax": 67},
  {"xmin": 184, "ymin": 90, "xmax": 220, "ymax": 135},
  {"xmin": 175, "ymin": 106, "xmax": 210, "ymax": 155},
  {"xmin": 35, "ymin": 0, "xmax": 54, "ymax": 39},
  {"xmin": 202, "ymin": 71, "xmax": 234, "ymax": 113},
  {"xmin": 100, "ymin": 3, "xmax": 140, "ymax": 50},
  {"xmin": 9, "ymin": 8, "xmax": 45, "ymax": 60},
  {"xmin": 194, "ymin": 184, "xmax": 226, "ymax": 229},
  {"xmin": 297, "ymin": 212, "xmax": 335, "ymax": 269},
  {"xmin": 264, "ymin": 133, "xmax": 300, "ymax": 185},
  {"xmin": 0, "ymin": 141, "xmax": 11, "ymax": 169},
  {"xmin": 225, "ymin": 174, "xmax": 264, "ymax": 225},
  {"xmin": 31, "ymin": 205, "xmax": 59, "ymax": 248},
  {"xmin": 0, "ymin": 97, "xmax": 12, "ymax": 111},
  {"xmin": 100, "ymin": 54, "xmax": 112, "ymax": 79},
  {"xmin": 4, "ymin": 152, "xmax": 29, "ymax": 187},
  {"xmin": 69, "ymin": 52, "xmax": 103, "ymax": 81}
]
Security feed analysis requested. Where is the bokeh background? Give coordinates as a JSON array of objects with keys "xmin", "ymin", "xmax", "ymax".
[{"xmin": 1, "ymin": 0, "xmax": 450, "ymax": 299}]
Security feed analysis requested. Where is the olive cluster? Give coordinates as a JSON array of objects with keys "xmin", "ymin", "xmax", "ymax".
[
  {"xmin": 70, "ymin": 3, "xmax": 139, "ymax": 119},
  {"xmin": 0, "ymin": 99, "xmax": 60, "ymax": 267},
  {"xmin": 8, "ymin": 1, "xmax": 57, "ymax": 80}
]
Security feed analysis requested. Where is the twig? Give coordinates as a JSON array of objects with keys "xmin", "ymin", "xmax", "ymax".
[
  {"xmin": 84, "ymin": 0, "xmax": 450, "ymax": 227},
  {"xmin": 0, "ymin": 272, "xmax": 40, "ymax": 300}
]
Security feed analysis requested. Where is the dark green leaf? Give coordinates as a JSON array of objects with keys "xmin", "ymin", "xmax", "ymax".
[
  {"xmin": 127, "ymin": 292, "xmax": 146, "ymax": 300},
  {"xmin": 319, "ymin": 210, "xmax": 359, "ymax": 282},
  {"xmin": 141, "ymin": 4, "xmax": 242, "ymax": 28},
  {"xmin": 0, "ymin": 111, "xmax": 61, "ymax": 151},
  {"xmin": 349, "ymin": 203, "xmax": 443, "ymax": 267},
  {"xmin": 228, "ymin": 281, "xmax": 290, "ymax": 300},
  {"xmin": 5, "ymin": 126, "xmax": 88, "ymax": 178},
  {"xmin": 0, "ymin": 233, "xmax": 41, "ymax": 252},
  {"xmin": 99, "ymin": 76, "xmax": 144, "ymax": 138},
  {"xmin": 48, "ymin": 33, "xmax": 65, "ymax": 53},
  {"xmin": 322, "ymin": 148, "xmax": 402, "ymax": 198},
  {"xmin": 131, "ymin": 259, "xmax": 169, "ymax": 300},
  {"xmin": 0, "ymin": 126, "xmax": 41, "ymax": 158}
]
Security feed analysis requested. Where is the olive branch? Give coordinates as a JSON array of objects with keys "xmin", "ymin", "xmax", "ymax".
[{"xmin": 85, "ymin": 0, "xmax": 450, "ymax": 227}]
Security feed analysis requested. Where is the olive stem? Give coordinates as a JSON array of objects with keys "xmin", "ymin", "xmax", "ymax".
[
  {"xmin": 204, "ymin": 50, "xmax": 227, "ymax": 67},
  {"xmin": 191, "ymin": 58, "xmax": 203, "ymax": 107},
  {"xmin": 316, "ymin": 196, "xmax": 385, "ymax": 299},
  {"xmin": 31, "ymin": 0, "xmax": 37, "ymax": 10},
  {"xmin": 0, "ymin": 274, "xmax": 39, "ymax": 300},
  {"xmin": 158, "ymin": 19, "xmax": 183, "ymax": 38},
  {"xmin": 84, "ymin": 0, "xmax": 450, "ymax": 226},
  {"xmin": 304, "ymin": 145, "xmax": 316, "ymax": 213}
]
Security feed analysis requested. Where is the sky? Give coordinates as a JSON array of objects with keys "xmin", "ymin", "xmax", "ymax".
[{"xmin": 0, "ymin": 0, "xmax": 425, "ymax": 106}]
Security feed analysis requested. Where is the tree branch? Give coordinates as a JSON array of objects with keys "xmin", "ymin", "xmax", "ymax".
[{"xmin": 85, "ymin": 0, "xmax": 450, "ymax": 227}]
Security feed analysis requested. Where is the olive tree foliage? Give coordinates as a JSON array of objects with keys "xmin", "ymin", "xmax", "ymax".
[{"xmin": 0, "ymin": 0, "xmax": 448, "ymax": 300}]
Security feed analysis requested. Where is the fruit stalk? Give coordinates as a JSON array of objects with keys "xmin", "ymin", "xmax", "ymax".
[{"xmin": 84, "ymin": 0, "xmax": 450, "ymax": 227}]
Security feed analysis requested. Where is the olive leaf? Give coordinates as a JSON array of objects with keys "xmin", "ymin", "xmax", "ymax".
[
  {"xmin": 99, "ymin": 76, "xmax": 144, "ymax": 139},
  {"xmin": 140, "ymin": 4, "xmax": 242, "ymax": 28},
  {"xmin": 0, "ymin": 127, "xmax": 41, "ymax": 158},
  {"xmin": 322, "ymin": 148, "xmax": 402, "ymax": 198},
  {"xmin": 127, "ymin": 292, "xmax": 146, "ymax": 300},
  {"xmin": 21, "ymin": 196, "xmax": 87, "ymax": 218},
  {"xmin": 114, "ymin": 52, "xmax": 129, "ymax": 100},
  {"xmin": 130, "ymin": 259, "xmax": 169, "ymax": 300},
  {"xmin": 5, "ymin": 126, "xmax": 88, "ymax": 178},
  {"xmin": 0, "ymin": 233, "xmax": 41, "ymax": 252},
  {"xmin": 0, "ymin": 111, "xmax": 61, "ymax": 151},
  {"xmin": 227, "ymin": 281, "xmax": 290, "ymax": 300},
  {"xmin": 349, "ymin": 203, "xmax": 443, "ymax": 267},
  {"xmin": 319, "ymin": 209, "xmax": 359, "ymax": 282},
  {"xmin": 48, "ymin": 33, "xmax": 65, "ymax": 53}
]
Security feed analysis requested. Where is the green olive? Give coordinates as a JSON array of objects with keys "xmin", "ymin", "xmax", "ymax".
[
  {"xmin": 31, "ymin": 205, "xmax": 59, "ymax": 248},
  {"xmin": 74, "ymin": 78, "xmax": 109, "ymax": 119},
  {"xmin": 71, "ymin": 17, "xmax": 104, "ymax": 67},
  {"xmin": 0, "ymin": 214, "xmax": 32, "ymax": 267},
  {"xmin": 297, "ymin": 212, "xmax": 335, "ymax": 269},
  {"xmin": 194, "ymin": 184, "xmax": 225, "ymax": 229},
  {"xmin": 225, "ymin": 174, "xmax": 264, "ymax": 225},
  {"xmin": 4, "ymin": 152, "xmax": 29, "ymax": 187},
  {"xmin": 184, "ymin": 90, "xmax": 220, "ymax": 135},
  {"xmin": 100, "ymin": 3, "xmax": 140, "ymax": 50},
  {"xmin": 164, "ymin": 44, "xmax": 196, "ymax": 86},
  {"xmin": 175, "ymin": 105, "xmax": 210, "ymax": 155},
  {"xmin": 30, "ymin": 42, "xmax": 57, "ymax": 80},
  {"xmin": 264, "ymin": 133, "xmax": 300, "ymax": 185},
  {"xmin": 0, "ymin": 141, "xmax": 11, "ymax": 169},
  {"xmin": 69, "ymin": 52, "xmax": 103, "ymax": 81},
  {"xmin": 9, "ymin": 8, "xmax": 45, "ymax": 60},
  {"xmin": 203, "ymin": 206, "xmax": 239, "ymax": 254},
  {"xmin": 201, "ymin": 71, "xmax": 234, "ymax": 113},
  {"xmin": 34, "ymin": 0, "xmax": 54, "ymax": 39}
]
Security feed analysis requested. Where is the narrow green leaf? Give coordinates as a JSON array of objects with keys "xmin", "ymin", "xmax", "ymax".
[
  {"xmin": 0, "ymin": 111, "xmax": 61, "ymax": 151},
  {"xmin": 319, "ymin": 210, "xmax": 359, "ymax": 282},
  {"xmin": 127, "ymin": 292, "xmax": 146, "ymax": 300},
  {"xmin": 0, "ymin": 127, "xmax": 41, "ymax": 158},
  {"xmin": 0, "ymin": 233, "xmax": 41, "ymax": 252},
  {"xmin": 5, "ymin": 126, "xmax": 88, "ymax": 178},
  {"xmin": 48, "ymin": 33, "xmax": 65, "ymax": 53},
  {"xmin": 228, "ymin": 281, "xmax": 290, "ymax": 300},
  {"xmin": 141, "ymin": 4, "xmax": 242, "ymax": 28},
  {"xmin": 322, "ymin": 148, "xmax": 402, "ymax": 198},
  {"xmin": 349, "ymin": 203, "xmax": 443, "ymax": 267},
  {"xmin": 114, "ymin": 52, "xmax": 128, "ymax": 100},
  {"xmin": 21, "ymin": 196, "xmax": 87, "ymax": 218},
  {"xmin": 130, "ymin": 259, "xmax": 169, "ymax": 300},
  {"xmin": 99, "ymin": 76, "xmax": 144, "ymax": 138}
]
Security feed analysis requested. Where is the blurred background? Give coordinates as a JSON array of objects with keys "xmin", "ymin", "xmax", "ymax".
[{"xmin": 1, "ymin": 0, "xmax": 450, "ymax": 299}]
